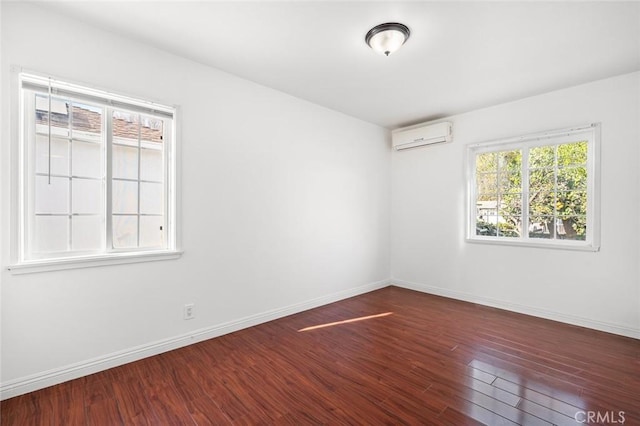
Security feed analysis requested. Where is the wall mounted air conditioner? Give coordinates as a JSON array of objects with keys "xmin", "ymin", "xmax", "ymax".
[{"xmin": 391, "ymin": 121, "xmax": 452, "ymax": 150}]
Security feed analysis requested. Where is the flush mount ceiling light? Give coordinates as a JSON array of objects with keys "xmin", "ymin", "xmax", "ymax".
[{"xmin": 365, "ymin": 22, "xmax": 411, "ymax": 56}]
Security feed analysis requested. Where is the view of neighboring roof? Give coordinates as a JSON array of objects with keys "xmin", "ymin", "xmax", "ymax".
[{"xmin": 35, "ymin": 95, "xmax": 163, "ymax": 143}]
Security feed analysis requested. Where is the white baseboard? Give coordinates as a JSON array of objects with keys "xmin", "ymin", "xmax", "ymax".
[
  {"xmin": 392, "ymin": 279, "xmax": 640, "ymax": 340},
  {"xmin": 0, "ymin": 279, "xmax": 390, "ymax": 400}
]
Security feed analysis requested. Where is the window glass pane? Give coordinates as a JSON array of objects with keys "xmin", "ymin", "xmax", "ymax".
[
  {"xmin": 113, "ymin": 215, "xmax": 138, "ymax": 248},
  {"xmin": 113, "ymin": 138, "xmax": 138, "ymax": 148},
  {"xmin": 498, "ymin": 171, "xmax": 521, "ymax": 194},
  {"xmin": 477, "ymin": 192, "xmax": 498, "ymax": 201},
  {"xmin": 497, "ymin": 217, "xmax": 521, "ymax": 238},
  {"xmin": 476, "ymin": 208, "xmax": 497, "ymax": 236},
  {"xmin": 140, "ymin": 216, "xmax": 163, "ymax": 248},
  {"xmin": 476, "ymin": 152, "xmax": 497, "ymax": 171},
  {"xmin": 476, "ymin": 192, "xmax": 498, "ymax": 236},
  {"xmin": 529, "ymin": 216, "xmax": 555, "ymax": 239},
  {"xmin": 140, "ymin": 115, "xmax": 163, "ymax": 144},
  {"xmin": 72, "ymin": 140, "xmax": 102, "ymax": 178},
  {"xmin": 557, "ymin": 166, "xmax": 587, "ymax": 191},
  {"xmin": 140, "ymin": 182, "xmax": 163, "ymax": 215},
  {"xmin": 529, "ymin": 168, "xmax": 555, "ymax": 192},
  {"xmin": 34, "ymin": 216, "xmax": 68, "ymax": 253},
  {"xmin": 113, "ymin": 145, "xmax": 138, "ymax": 180},
  {"xmin": 35, "ymin": 176, "xmax": 69, "ymax": 214},
  {"xmin": 529, "ymin": 191, "xmax": 555, "ymax": 217},
  {"xmin": 35, "ymin": 135, "xmax": 69, "ymax": 176},
  {"xmin": 498, "ymin": 150, "xmax": 521, "ymax": 172},
  {"xmin": 71, "ymin": 216, "xmax": 103, "ymax": 251},
  {"xmin": 499, "ymin": 193, "xmax": 522, "ymax": 217},
  {"xmin": 72, "ymin": 179, "xmax": 102, "ymax": 214},
  {"xmin": 476, "ymin": 150, "xmax": 523, "ymax": 240},
  {"xmin": 71, "ymin": 102, "xmax": 102, "ymax": 142},
  {"xmin": 112, "ymin": 111, "xmax": 139, "ymax": 144},
  {"xmin": 557, "ymin": 190, "xmax": 587, "ymax": 216},
  {"xmin": 557, "ymin": 141, "xmax": 587, "ymax": 166},
  {"xmin": 476, "ymin": 172, "xmax": 497, "ymax": 194},
  {"xmin": 140, "ymin": 148, "xmax": 163, "ymax": 182},
  {"xmin": 112, "ymin": 180, "xmax": 138, "ymax": 214},
  {"xmin": 556, "ymin": 217, "xmax": 587, "ymax": 240},
  {"xmin": 530, "ymin": 145, "xmax": 555, "ymax": 169},
  {"xmin": 35, "ymin": 95, "xmax": 69, "ymax": 137}
]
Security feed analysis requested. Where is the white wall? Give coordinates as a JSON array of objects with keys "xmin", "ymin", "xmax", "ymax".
[
  {"xmin": 391, "ymin": 72, "xmax": 640, "ymax": 338},
  {"xmin": 0, "ymin": 3, "xmax": 390, "ymax": 397}
]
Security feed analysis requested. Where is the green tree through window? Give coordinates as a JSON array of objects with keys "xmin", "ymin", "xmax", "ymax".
[
  {"xmin": 471, "ymin": 132, "xmax": 593, "ymax": 247},
  {"xmin": 528, "ymin": 142, "xmax": 587, "ymax": 240}
]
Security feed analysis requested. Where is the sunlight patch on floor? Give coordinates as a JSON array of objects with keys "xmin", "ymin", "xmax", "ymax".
[{"xmin": 298, "ymin": 312, "xmax": 393, "ymax": 332}]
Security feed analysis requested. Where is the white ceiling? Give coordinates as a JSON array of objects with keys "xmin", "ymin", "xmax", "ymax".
[{"xmin": 35, "ymin": 1, "xmax": 640, "ymax": 129}]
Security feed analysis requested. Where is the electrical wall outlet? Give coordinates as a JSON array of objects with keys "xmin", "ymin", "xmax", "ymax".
[{"xmin": 184, "ymin": 303, "xmax": 195, "ymax": 320}]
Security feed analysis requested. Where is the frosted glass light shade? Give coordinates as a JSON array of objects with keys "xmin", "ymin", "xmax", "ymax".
[{"xmin": 365, "ymin": 23, "xmax": 410, "ymax": 56}]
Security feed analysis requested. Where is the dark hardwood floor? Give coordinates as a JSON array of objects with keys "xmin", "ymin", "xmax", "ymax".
[{"xmin": 2, "ymin": 286, "xmax": 639, "ymax": 425}]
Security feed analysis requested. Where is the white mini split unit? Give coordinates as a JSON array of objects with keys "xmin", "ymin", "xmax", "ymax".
[{"xmin": 391, "ymin": 121, "xmax": 453, "ymax": 150}]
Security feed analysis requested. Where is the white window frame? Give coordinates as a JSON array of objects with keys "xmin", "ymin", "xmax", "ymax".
[
  {"xmin": 8, "ymin": 70, "xmax": 182, "ymax": 274},
  {"xmin": 466, "ymin": 123, "xmax": 601, "ymax": 251}
]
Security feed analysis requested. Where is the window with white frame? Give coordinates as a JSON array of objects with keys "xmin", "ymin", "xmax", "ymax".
[
  {"xmin": 467, "ymin": 124, "xmax": 600, "ymax": 250},
  {"xmin": 15, "ymin": 73, "xmax": 178, "ymax": 268}
]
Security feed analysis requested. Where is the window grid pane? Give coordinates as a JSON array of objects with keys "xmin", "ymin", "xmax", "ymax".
[
  {"xmin": 470, "ymin": 129, "xmax": 595, "ymax": 249},
  {"xmin": 526, "ymin": 141, "xmax": 588, "ymax": 241},
  {"xmin": 22, "ymin": 74, "xmax": 174, "ymax": 262},
  {"xmin": 110, "ymin": 110, "xmax": 167, "ymax": 250},
  {"xmin": 475, "ymin": 149, "xmax": 522, "ymax": 238},
  {"xmin": 31, "ymin": 93, "xmax": 109, "ymax": 258}
]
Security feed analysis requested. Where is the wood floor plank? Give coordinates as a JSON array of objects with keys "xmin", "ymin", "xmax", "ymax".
[
  {"xmin": 85, "ymin": 397, "xmax": 123, "ymax": 426},
  {"xmin": 183, "ymin": 394, "xmax": 232, "ymax": 425},
  {"xmin": 423, "ymin": 385, "xmax": 520, "ymax": 426},
  {"xmin": 48, "ymin": 380, "xmax": 85, "ymax": 426},
  {"xmin": 436, "ymin": 406, "xmax": 487, "ymax": 426},
  {"xmin": 464, "ymin": 376, "xmax": 521, "ymax": 407},
  {"xmin": 1, "ymin": 394, "xmax": 39, "ymax": 425},
  {"xmin": 468, "ymin": 356, "xmax": 587, "ymax": 408},
  {"xmin": 428, "ymin": 381, "xmax": 553, "ymax": 426},
  {"xmin": 2, "ymin": 286, "xmax": 638, "ymax": 425},
  {"xmin": 111, "ymin": 374, "xmax": 158, "ymax": 425},
  {"xmin": 204, "ymin": 372, "xmax": 270, "ymax": 422},
  {"xmin": 467, "ymin": 366, "xmax": 498, "ymax": 384},
  {"xmin": 516, "ymin": 398, "xmax": 582, "ymax": 426},
  {"xmin": 492, "ymin": 377, "xmax": 583, "ymax": 418},
  {"xmin": 378, "ymin": 388, "xmax": 445, "ymax": 422},
  {"xmin": 145, "ymin": 383, "xmax": 195, "ymax": 425}
]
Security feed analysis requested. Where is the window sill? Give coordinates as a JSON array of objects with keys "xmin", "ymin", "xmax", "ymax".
[
  {"xmin": 7, "ymin": 250, "xmax": 184, "ymax": 275},
  {"xmin": 466, "ymin": 237, "xmax": 600, "ymax": 252}
]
